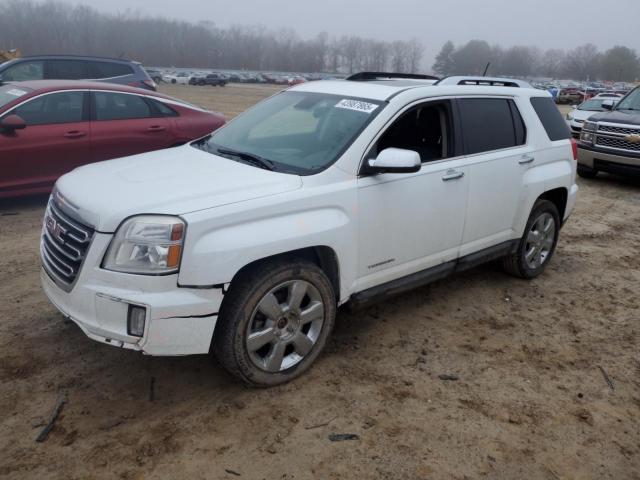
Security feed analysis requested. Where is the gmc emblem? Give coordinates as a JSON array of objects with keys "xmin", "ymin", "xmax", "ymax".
[{"xmin": 45, "ymin": 214, "xmax": 64, "ymax": 243}]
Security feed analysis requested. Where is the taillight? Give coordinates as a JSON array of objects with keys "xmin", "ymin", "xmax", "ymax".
[
  {"xmin": 142, "ymin": 79, "xmax": 157, "ymax": 90},
  {"xmin": 570, "ymin": 138, "xmax": 578, "ymax": 161},
  {"xmin": 127, "ymin": 80, "xmax": 156, "ymax": 91}
]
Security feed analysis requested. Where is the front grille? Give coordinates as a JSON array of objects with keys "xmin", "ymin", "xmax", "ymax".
[
  {"xmin": 595, "ymin": 135, "xmax": 640, "ymax": 152},
  {"xmin": 41, "ymin": 199, "xmax": 94, "ymax": 290},
  {"xmin": 597, "ymin": 124, "xmax": 640, "ymax": 135}
]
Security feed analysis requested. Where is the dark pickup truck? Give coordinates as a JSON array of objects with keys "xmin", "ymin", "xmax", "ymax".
[
  {"xmin": 577, "ymin": 86, "xmax": 640, "ymax": 178},
  {"xmin": 189, "ymin": 73, "xmax": 227, "ymax": 87}
]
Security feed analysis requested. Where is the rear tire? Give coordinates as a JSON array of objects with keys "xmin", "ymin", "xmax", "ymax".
[
  {"xmin": 212, "ymin": 259, "xmax": 336, "ymax": 387},
  {"xmin": 577, "ymin": 164, "xmax": 598, "ymax": 179},
  {"xmin": 501, "ymin": 199, "xmax": 560, "ymax": 279}
]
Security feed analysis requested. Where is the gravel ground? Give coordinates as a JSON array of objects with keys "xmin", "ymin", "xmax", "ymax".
[{"xmin": 0, "ymin": 84, "xmax": 638, "ymax": 480}]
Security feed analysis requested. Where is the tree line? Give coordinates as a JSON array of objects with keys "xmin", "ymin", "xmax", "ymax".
[
  {"xmin": 0, "ymin": 0, "xmax": 424, "ymax": 73},
  {"xmin": 432, "ymin": 40, "xmax": 640, "ymax": 82}
]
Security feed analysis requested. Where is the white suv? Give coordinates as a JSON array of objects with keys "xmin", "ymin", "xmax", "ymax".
[{"xmin": 40, "ymin": 74, "xmax": 578, "ymax": 386}]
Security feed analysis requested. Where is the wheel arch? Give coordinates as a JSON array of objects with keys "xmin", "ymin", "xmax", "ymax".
[
  {"xmin": 224, "ymin": 246, "xmax": 341, "ymax": 302},
  {"xmin": 539, "ymin": 187, "xmax": 568, "ymax": 222}
]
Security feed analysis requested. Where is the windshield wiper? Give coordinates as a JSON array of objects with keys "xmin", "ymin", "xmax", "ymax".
[{"xmin": 217, "ymin": 148, "xmax": 276, "ymax": 171}]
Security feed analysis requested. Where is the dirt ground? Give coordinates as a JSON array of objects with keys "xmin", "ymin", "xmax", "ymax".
[{"xmin": 1, "ymin": 84, "xmax": 639, "ymax": 480}]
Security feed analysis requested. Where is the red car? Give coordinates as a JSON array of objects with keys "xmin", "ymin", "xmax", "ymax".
[{"xmin": 0, "ymin": 80, "xmax": 225, "ymax": 198}]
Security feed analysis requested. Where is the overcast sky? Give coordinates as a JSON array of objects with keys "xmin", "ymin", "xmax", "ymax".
[{"xmin": 75, "ymin": 0, "xmax": 640, "ymax": 66}]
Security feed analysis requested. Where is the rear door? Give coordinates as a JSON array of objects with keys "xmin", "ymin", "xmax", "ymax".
[
  {"xmin": 89, "ymin": 90, "xmax": 170, "ymax": 162},
  {"xmin": 455, "ymin": 96, "xmax": 533, "ymax": 256},
  {"xmin": 0, "ymin": 90, "xmax": 90, "ymax": 195}
]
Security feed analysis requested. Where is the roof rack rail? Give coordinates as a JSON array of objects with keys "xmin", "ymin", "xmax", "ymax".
[
  {"xmin": 346, "ymin": 72, "xmax": 440, "ymax": 82},
  {"xmin": 435, "ymin": 76, "xmax": 531, "ymax": 88}
]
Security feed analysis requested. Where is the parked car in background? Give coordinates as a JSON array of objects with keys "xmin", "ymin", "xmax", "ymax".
[
  {"xmin": 0, "ymin": 80, "xmax": 224, "ymax": 198},
  {"xmin": 145, "ymin": 68, "xmax": 164, "ymax": 84},
  {"xmin": 0, "ymin": 55, "xmax": 156, "ymax": 91},
  {"xmin": 578, "ymin": 86, "xmax": 640, "ymax": 178},
  {"xmin": 287, "ymin": 76, "xmax": 306, "ymax": 86},
  {"xmin": 566, "ymin": 97, "xmax": 620, "ymax": 137},
  {"xmin": 39, "ymin": 74, "xmax": 577, "ymax": 386},
  {"xmin": 556, "ymin": 88, "xmax": 583, "ymax": 105},
  {"xmin": 190, "ymin": 73, "xmax": 227, "ymax": 87},
  {"xmin": 592, "ymin": 92, "xmax": 623, "ymax": 100},
  {"xmin": 162, "ymin": 72, "xmax": 191, "ymax": 85}
]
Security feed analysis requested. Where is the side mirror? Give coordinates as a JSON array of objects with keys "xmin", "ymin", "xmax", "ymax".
[
  {"xmin": 572, "ymin": 105, "xmax": 577, "ymax": 110},
  {"xmin": 602, "ymin": 100, "xmax": 614, "ymax": 111},
  {"xmin": 367, "ymin": 148, "xmax": 421, "ymax": 174},
  {"xmin": 0, "ymin": 114, "xmax": 26, "ymax": 132}
]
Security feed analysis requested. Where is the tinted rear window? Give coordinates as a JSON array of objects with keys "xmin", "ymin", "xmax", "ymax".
[
  {"xmin": 459, "ymin": 98, "xmax": 525, "ymax": 154},
  {"xmin": 90, "ymin": 61, "xmax": 134, "ymax": 78},
  {"xmin": 530, "ymin": 97, "xmax": 571, "ymax": 141},
  {"xmin": 94, "ymin": 91, "xmax": 153, "ymax": 121},
  {"xmin": 47, "ymin": 60, "xmax": 88, "ymax": 80}
]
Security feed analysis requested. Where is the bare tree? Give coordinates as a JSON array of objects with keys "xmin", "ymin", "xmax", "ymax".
[{"xmin": 0, "ymin": 0, "xmax": 430, "ymax": 74}]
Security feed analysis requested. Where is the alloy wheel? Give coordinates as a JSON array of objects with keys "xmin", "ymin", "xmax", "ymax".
[
  {"xmin": 245, "ymin": 280, "xmax": 325, "ymax": 372},
  {"xmin": 524, "ymin": 212, "xmax": 556, "ymax": 269}
]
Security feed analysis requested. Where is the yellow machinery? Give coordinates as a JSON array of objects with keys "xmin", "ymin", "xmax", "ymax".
[{"xmin": 0, "ymin": 48, "xmax": 21, "ymax": 62}]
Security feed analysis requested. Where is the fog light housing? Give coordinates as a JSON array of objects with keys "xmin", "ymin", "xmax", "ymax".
[{"xmin": 127, "ymin": 305, "xmax": 146, "ymax": 337}]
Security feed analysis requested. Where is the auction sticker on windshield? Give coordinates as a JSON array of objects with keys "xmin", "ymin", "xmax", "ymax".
[
  {"xmin": 335, "ymin": 99, "xmax": 379, "ymax": 114},
  {"xmin": 6, "ymin": 89, "xmax": 27, "ymax": 96}
]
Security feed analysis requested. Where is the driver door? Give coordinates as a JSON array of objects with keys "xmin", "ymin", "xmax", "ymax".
[
  {"xmin": 0, "ymin": 91, "xmax": 90, "ymax": 196},
  {"xmin": 355, "ymin": 100, "xmax": 469, "ymax": 291}
]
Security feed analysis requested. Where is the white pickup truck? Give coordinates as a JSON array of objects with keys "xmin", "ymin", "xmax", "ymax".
[{"xmin": 41, "ymin": 73, "xmax": 578, "ymax": 386}]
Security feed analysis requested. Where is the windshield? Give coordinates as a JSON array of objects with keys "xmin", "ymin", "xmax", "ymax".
[
  {"xmin": 578, "ymin": 99, "xmax": 608, "ymax": 112},
  {"xmin": 194, "ymin": 91, "xmax": 384, "ymax": 175},
  {"xmin": 616, "ymin": 88, "xmax": 640, "ymax": 111},
  {"xmin": 0, "ymin": 84, "xmax": 32, "ymax": 110}
]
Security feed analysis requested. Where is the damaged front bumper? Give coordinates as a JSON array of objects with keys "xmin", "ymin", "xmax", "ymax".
[{"xmin": 40, "ymin": 233, "xmax": 224, "ymax": 355}]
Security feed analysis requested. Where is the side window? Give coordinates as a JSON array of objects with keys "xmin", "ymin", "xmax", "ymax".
[
  {"xmin": 151, "ymin": 99, "xmax": 178, "ymax": 117},
  {"xmin": 94, "ymin": 92, "xmax": 153, "ymax": 121},
  {"xmin": 2, "ymin": 61, "xmax": 44, "ymax": 81},
  {"xmin": 12, "ymin": 92, "xmax": 85, "ymax": 126},
  {"xmin": 530, "ymin": 97, "xmax": 571, "ymax": 141},
  {"xmin": 458, "ymin": 98, "xmax": 522, "ymax": 154},
  {"xmin": 376, "ymin": 101, "xmax": 452, "ymax": 162},
  {"xmin": 90, "ymin": 61, "xmax": 133, "ymax": 79},
  {"xmin": 46, "ymin": 60, "xmax": 89, "ymax": 80}
]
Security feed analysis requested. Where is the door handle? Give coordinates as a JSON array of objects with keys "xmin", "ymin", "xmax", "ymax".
[
  {"xmin": 64, "ymin": 131, "xmax": 87, "ymax": 138},
  {"xmin": 442, "ymin": 170, "xmax": 464, "ymax": 181},
  {"xmin": 147, "ymin": 125, "xmax": 166, "ymax": 132},
  {"xmin": 519, "ymin": 154, "xmax": 535, "ymax": 164}
]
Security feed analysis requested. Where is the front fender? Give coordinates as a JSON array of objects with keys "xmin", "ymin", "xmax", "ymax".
[{"xmin": 178, "ymin": 205, "xmax": 354, "ymax": 298}]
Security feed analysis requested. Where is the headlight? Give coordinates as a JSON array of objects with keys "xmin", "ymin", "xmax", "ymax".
[
  {"xmin": 580, "ymin": 130, "xmax": 595, "ymax": 145},
  {"xmin": 103, "ymin": 215, "xmax": 185, "ymax": 274},
  {"xmin": 566, "ymin": 113, "xmax": 574, "ymax": 120}
]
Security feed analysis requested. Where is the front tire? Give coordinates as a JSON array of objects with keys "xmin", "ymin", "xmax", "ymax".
[
  {"xmin": 501, "ymin": 199, "xmax": 560, "ymax": 279},
  {"xmin": 213, "ymin": 259, "xmax": 336, "ymax": 387},
  {"xmin": 577, "ymin": 164, "xmax": 598, "ymax": 179}
]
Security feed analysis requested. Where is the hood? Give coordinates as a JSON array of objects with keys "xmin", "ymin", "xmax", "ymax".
[
  {"xmin": 588, "ymin": 110, "xmax": 640, "ymax": 126},
  {"xmin": 572, "ymin": 109, "xmax": 600, "ymax": 121},
  {"xmin": 55, "ymin": 145, "xmax": 302, "ymax": 232}
]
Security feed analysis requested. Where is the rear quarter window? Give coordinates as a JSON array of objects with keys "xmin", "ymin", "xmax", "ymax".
[
  {"xmin": 90, "ymin": 61, "xmax": 134, "ymax": 79},
  {"xmin": 530, "ymin": 97, "xmax": 571, "ymax": 141}
]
